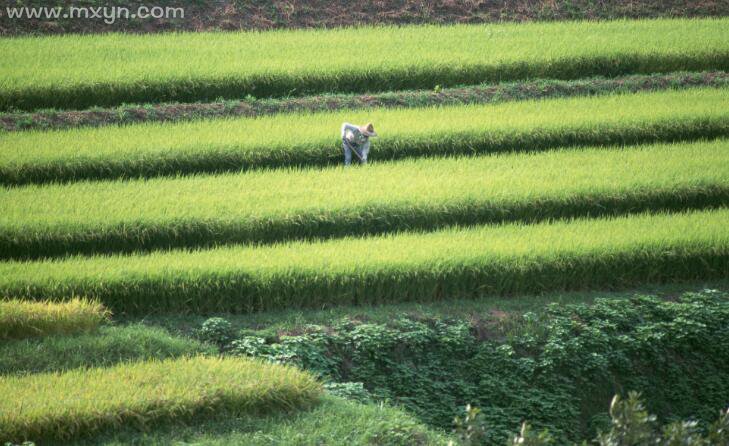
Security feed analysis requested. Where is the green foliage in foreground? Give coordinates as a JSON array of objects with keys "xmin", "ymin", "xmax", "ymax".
[
  {"xmin": 67, "ymin": 396, "xmax": 449, "ymax": 446},
  {"xmin": 0, "ymin": 209, "xmax": 727, "ymax": 315},
  {"xmin": 0, "ymin": 356, "xmax": 322, "ymax": 443},
  {"xmin": 3, "ymin": 140, "xmax": 729, "ymax": 259},
  {"xmin": 0, "ymin": 298, "xmax": 109, "ymax": 340},
  {"xmin": 227, "ymin": 292, "xmax": 729, "ymax": 444},
  {"xmin": 2, "ymin": 88, "xmax": 729, "ymax": 185},
  {"xmin": 0, "ymin": 324, "xmax": 214, "ymax": 375},
  {"xmin": 2, "ymin": 19, "xmax": 729, "ymax": 110},
  {"xmin": 455, "ymin": 393, "xmax": 729, "ymax": 446}
]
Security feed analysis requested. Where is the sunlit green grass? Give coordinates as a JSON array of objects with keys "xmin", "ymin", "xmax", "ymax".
[
  {"xmin": 0, "ymin": 298, "xmax": 109, "ymax": 340},
  {"xmin": 2, "ymin": 88, "xmax": 728, "ymax": 185},
  {"xmin": 2, "ymin": 139, "xmax": 728, "ymax": 259},
  {"xmin": 0, "ymin": 356, "xmax": 322, "ymax": 443},
  {"xmin": 0, "ymin": 209, "xmax": 726, "ymax": 314},
  {"xmin": 1, "ymin": 19, "xmax": 728, "ymax": 110}
]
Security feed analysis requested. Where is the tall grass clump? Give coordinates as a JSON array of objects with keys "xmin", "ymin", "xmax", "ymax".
[
  {"xmin": 0, "ymin": 298, "xmax": 109, "ymax": 340},
  {"xmin": 0, "ymin": 209, "xmax": 726, "ymax": 315},
  {"xmin": 1, "ymin": 87, "xmax": 728, "ymax": 185},
  {"xmin": 0, "ymin": 356, "xmax": 322, "ymax": 443},
  {"xmin": 1, "ymin": 19, "xmax": 729, "ymax": 110},
  {"xmin": 2, "ymin": 139, "xmax": 728, "ymax": 259}
]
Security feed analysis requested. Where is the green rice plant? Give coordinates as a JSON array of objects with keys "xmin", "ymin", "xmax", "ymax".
[
  {"xmin": 0, "ymin": 356, "xmax": 322, "ymax": 443},
  {"xmin": 0, "ymin": 297, "xmax": 109, "ymax": 340},
  {"xmin": 1, "ymin": 19, "xmax": 729, "ymax": 110},
  {"xmin": 0, "ymin": 209, "xmax": 726, "ymax": 315},
  {"xmin": 2, "ymin": 139, "xmax": 729, "ymax": 259},
  {"xmin": 2, "ymin": 88, "xmax": 729, "ymax": 185},
  {"xmin": 0, "ymin": 324, "xmax": 215, "ymax": 375}
]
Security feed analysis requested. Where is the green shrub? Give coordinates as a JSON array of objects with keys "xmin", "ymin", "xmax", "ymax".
[
  {"xmin": 323, "ymin": 382, "xmax": 373, "ymax": 404},
  {"xmin": 231, "ymin": 291, "xmax": 729, "ymax": 444},
  {"xmin": 0, "ymin": 356, "xmax": 322, "ymax": 443},
  {"xmin": 453, "ymin": 393, "xmax": 729, "ymax": 445},
  {"xmin": 0, "ymin": 298, "xmax": 109, "ymax": 340},
  {"xmin": 197, "ymin": 317, "xmax": 235, "ymax": 350}
]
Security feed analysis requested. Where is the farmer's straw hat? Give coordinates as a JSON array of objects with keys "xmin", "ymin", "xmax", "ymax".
[{"xmin": 359, "ymin": 123, "xmax": 377, "ymax": 137}]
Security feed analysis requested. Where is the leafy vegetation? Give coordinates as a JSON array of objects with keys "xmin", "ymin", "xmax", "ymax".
[
  {"xmin": 2, "ymin": 139, "xmax": 728, "ymax": 259},
  {"xmin": 196, "ymin": 317, "xmax": 235, "ymax": 350},
  {"xmin": 225, "ymin": 291, "xmax": 729, "ymax": 444},
  {"xmin": 0, "ymin": 298, "xmax": 109, "ymax": 340},
  {"xmin": 3, "ymin": 71, "xmax": 727, "ymax": 132},
  {"xmin": 0, "ymin": 324, "xmax": 215, "ymax": 375},
  {"xmin": 0, "ymin": 209, "xmax": 726, "ymax": 314},
  {"xmin": 137, "ymin": 281, "xmax": 729, "ymax": 337},
  {"xmin": 2, "ymin": 87, "xmax": 729, "ymax": 185},
  {"xmin": 2, "ymin": 19, "xmax": 729, "ymax": 110},
  {"xmin": 0, "ymin": 356, "xmax": 322, "ymax": 443},
  {"xmin": 455, "ymin": 393, "xmax": 729, "ymax": 445}
]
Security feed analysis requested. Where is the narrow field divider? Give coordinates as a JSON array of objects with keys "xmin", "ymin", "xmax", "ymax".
[
  {"xmin": 1, "ymin": 88, "xmax": 728, "ymax": 186},
  {"xmin": 2, "ymin": 139, "xmax": 729, "ymax": 260},
  {"xmin": 0, "ymin": 209, "xmax": 726, "ymax": 315},
  {"xmin": 2, "ymin": 71, "xmax": 728, "ymax": 132},
  {"xmin": 0, "ymin": 356, "xmax": 322, "ymax": 443}
]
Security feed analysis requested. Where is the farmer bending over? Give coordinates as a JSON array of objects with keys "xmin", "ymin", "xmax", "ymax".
[{"xmin": 341, "ymin": 122, "xmax": 377, "ymax": 165}]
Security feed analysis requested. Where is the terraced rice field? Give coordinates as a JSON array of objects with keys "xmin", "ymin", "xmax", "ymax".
[
  {"xmin": 2, "ymin": 209, "xmax": 728, "ymax": 314},
  {"xmin": 3, "ymin": 87, "xmax": 729, "ymax": 185},
  {"xmin": 2, "ymin": 19, "xmax": 728, "ymax": 111},
  {"xmin": 2, "ymin": 17, "xmax": 729, "ymax": 443},
  {"xmin": 0, "ymin": 356, "xmax": 321, "ymax": 442},
  {"xmin": 2, "ymin": 139, "xmax": 728, "ymax": 259}
]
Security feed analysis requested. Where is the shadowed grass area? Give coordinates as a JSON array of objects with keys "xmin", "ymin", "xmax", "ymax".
[
  {"xmin": 62, "ymin": 396, "xmax": 450, "ymax": 446},
  {"xmin": 0, "ymin": 209, "xmax": 726, "ymax": 315},
  {"xmin": 0, "ymin": 356, "xmax": 323, "ymax": 443},
  {"xmin": 0, "ymin": 324, "xmax": 215, "ymax": 375},
  {"xmin": 2, "ymin": 88, "xmax": 729, "ymax": 185},
  {"xmin": 2, "ymin": 19, "xmax": 729, "ymax": 110},
  {"xmin": 0, "ymin": 298, "xmax": 109, "ymax": 340},
  {"xmin": 2, "ymin": 139, "xmax": 728, "ymax": 259}
]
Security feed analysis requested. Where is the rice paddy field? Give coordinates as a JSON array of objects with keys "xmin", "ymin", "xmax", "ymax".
[
  {"xmin": 2, "ymin": 19, "xmax": 729, "ymax": 110},
  {"xmin": 3, "ymin": 87, "xmax": 729, "ymax": 185},
  {"xmin": 0, "ymin": 356, "xmax": 322, "ymax": 442},
  {"xmin": 2, "ymin": 13, "xmax": 729, "ymax": 446}
]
